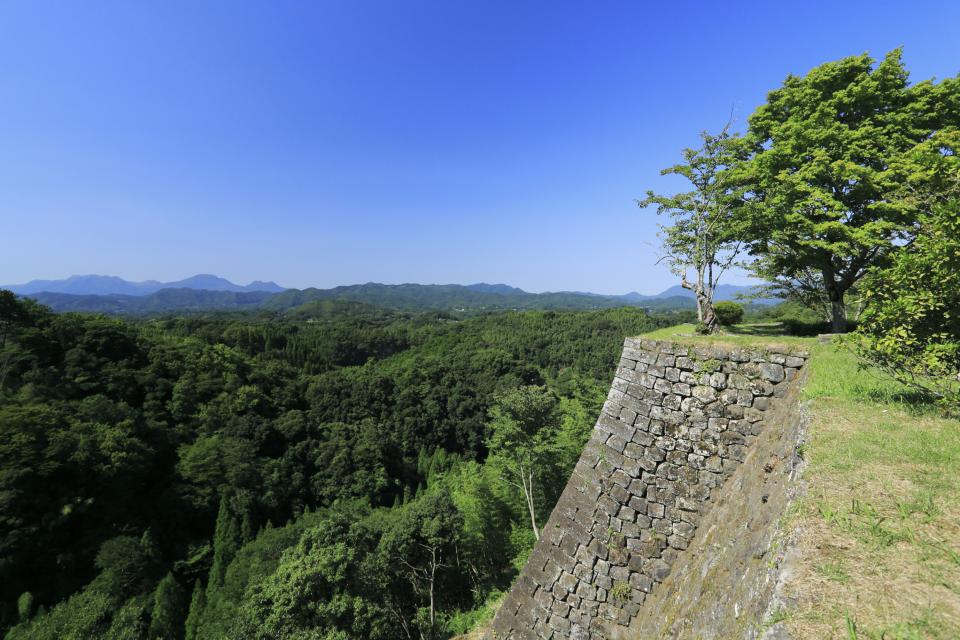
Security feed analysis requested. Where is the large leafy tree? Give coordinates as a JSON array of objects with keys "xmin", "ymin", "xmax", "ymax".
[
  {"xmin": 639, "ymin": 125, "xmax": 746, "ymax": 333},
  {"xmin": 738, "ymin": 49, "xmax": 957, "ymax": 332}
]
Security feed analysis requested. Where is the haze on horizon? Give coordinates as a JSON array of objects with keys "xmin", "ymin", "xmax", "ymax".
[{"xmin": 2, "ymin": 1, "xmax": 958, "ymax": 295}]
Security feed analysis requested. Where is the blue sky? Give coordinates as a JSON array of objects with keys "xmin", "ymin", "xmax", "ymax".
[{"xmin": 1, "ymin": 1, "xmax": 958, "ymax": 294}]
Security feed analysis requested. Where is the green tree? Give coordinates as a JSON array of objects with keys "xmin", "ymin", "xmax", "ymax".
[
  {"xmin": 0, "ymin": 290, "xmax": 29, "ymax": 349},
  {"xmin": 485, "ymin": 386, "xmax": 560, "ymax": 540},
  {"xmin": 237, "ymin": 505, "xmax": 388, "ymax": 640},
  {"xmin": 183, "ymin": 581, "xmax": 205, "ymax": 640},
  {"xmin": 376, "ymin": 491, "xmax": 465, "ymax": 638},
  {"xmin": 713, "ymin": 301, "xmax": 744, "ymax": 326},
  {"xmin": 853, "ymin": 130, "xmax": 960, "ymax": 408},
  {"xmin": 738, "ymin": 49, "xmax": 957, "ymax": 332},
  {"xmin": 639, "ymin": 124, "xmax": 746, "ymax": 333},
  {"xmin": 16, "ymin": 592, "xmax": 33, "ymax": 623},
  {"xmin": 94, "ymin": 535, "xmax": 154, "ymax": 599},
  {"xmin": 206, "ymin": 494, "xmax": 244, "ymax": 595},
  {"xmin": 148, "ymin": 573, "xmax": 185, "ymax": 640}
]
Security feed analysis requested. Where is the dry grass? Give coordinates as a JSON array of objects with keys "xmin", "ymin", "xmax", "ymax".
[{"xmin": 781, "ymin": 398, "xmax": 960, "ymax": 639}]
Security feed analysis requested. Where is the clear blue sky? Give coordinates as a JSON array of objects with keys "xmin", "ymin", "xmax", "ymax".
[{"xmin": 2, "ymin": 1, "xmax": 958, "ymax": 294}]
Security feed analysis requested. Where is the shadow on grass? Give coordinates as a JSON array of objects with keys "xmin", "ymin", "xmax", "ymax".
[
  {"xmin": 866, "ymin": 387, "xmax": 942, "ymax": 413},
  {"xmin": 726, "ymin": 323, "xmax": 789, "ymax": 337}
]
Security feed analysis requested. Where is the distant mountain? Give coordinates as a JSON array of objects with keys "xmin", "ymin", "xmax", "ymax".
[
  {"xmin": 260, "ymin": 283, "xmax": 627, "ymax": 313},
  {"xmin": 465, "ymin": 283, "xmax": 527, "ymax": 295},
  {"xmin": 651, "ymin": 284, "xmax": 779, "ymax": 304},
  {"xmin": 2, "ymin": 274, "xmax": 287, "ymax": 296},
  {"xmin": 612, "ymin": 283, "xmax": 774, "ymax": 303},
  {"xmin": 10, "ymin": 280, "xmax": 778, "ymax": 316},
  {"xmin": 28, "ymin": 289, "xmax": 275, "ymax": 314}
]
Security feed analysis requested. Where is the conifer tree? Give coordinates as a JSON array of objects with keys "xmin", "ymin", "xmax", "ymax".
[
  {"xmin": 183, "ymin": 581, "xmax": 205, "ymax": 640},
  {"xmin": 148, "ymin": 573, "xmax": 185, "ymax": 640}
]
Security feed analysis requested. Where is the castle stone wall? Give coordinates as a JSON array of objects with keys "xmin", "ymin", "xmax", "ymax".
[{"xmin": 489, "ymin": 337, "xmax": 809, "ymax": 639}]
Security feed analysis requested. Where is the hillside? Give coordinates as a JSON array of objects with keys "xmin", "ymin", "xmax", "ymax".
[
  {"xmin": 0, "ymin": 299, "xmax": 672, "ymax": 639},
  {"xmin": 16, "ymin": 282, "xmax": 715, "ymax": 315},
  {"xmin": 28, "ymin": 289, "xmax": 275, "ymax": 313},
  {"xmin": 6, "ymin": 275, "xmax": 782, "ymax": 316}
]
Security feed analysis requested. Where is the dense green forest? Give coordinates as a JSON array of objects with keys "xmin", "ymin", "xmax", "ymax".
[{"xmin": 0, "ymin": 294, "xmax": 676, "ymax": 638}]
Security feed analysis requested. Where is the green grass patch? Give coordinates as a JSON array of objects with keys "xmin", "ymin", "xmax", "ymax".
[{"xmin": 814, "ymin": 560, "xmax": 851, "ymax": 584}]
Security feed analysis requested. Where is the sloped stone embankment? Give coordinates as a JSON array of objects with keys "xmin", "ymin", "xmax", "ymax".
[{"xmin": 489, "ymin": 337, "xmax": 809, "ymax": 639}]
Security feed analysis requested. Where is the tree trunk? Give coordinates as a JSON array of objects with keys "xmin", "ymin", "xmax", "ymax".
[
  {"xmin": 700, "ymin": 296, "xmax": 719, "ymax": 334},
  {"xmin": 830, "ymin": 298, "xmax": 847, "ymax": 333},
  {"xmin": 520, "ymin": 467, "xmax": 539, "ymax": 540},
  {"xmin": 428, "ymin": 548, "xmax": 436, "ymax": 629},
  {"xmin": 822, "ymin": 268, "xmax": 848, "ymax": 333}
]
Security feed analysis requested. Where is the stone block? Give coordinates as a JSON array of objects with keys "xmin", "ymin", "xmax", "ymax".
[
  {"xmin": 759, "ymin": 362, "xmax": 785, "ymax": 382},
  {"xmin": 709, "ymin": 372, "xmax": 727, "ymax": 388},
  {"xmin": 785, "ymin": 355, "xmax": 805, "ymax": 368},
  {"xmin": 489, "ymin": 338, "xmax": 807, "ymax": 633},
  {"xmin": 656, "ymin": 353, "xmax": 676, "ymax": 367},
  {"xmin": 605, "ymin": 433, "xmax": 628, "ymax": 454},
  {"xmin": 646, "ymin": 558, "xmax": 672, "ymax": 582},
  {"xmin": 692, "ymin": 385, "xmax": 717, "ymax": 403}
]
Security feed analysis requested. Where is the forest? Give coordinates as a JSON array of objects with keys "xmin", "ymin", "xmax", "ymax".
[{"xmin": 0, "ymin": 296, "xmax": 676, "ymax": 639}]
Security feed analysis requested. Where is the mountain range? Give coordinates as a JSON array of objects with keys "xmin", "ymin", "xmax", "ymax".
[
  {"xmin": 2, "ymin": 275, "xmax": 774, "ymax": 315},
  {"xmin": 1, "ymin": 274, "xmax": 286, "ymax": 296}
]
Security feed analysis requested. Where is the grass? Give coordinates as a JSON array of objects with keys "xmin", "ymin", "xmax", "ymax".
[
  {"xmin": 642, "ymin": 323, "xmax": 960, "ymax": 638},
  {"xmin": 447, "ymin": 591, "xmax": 504, "ymax": 639}
]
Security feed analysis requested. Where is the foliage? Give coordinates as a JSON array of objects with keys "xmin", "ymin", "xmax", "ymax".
[
  {"xmin": 852, "ymin": 130, "xmax": 960, "ymax": 410},
  {"xmin": 639, "ymin": 125, "xmax": 746, "ymax": 332},
  {"xmin": 0, "ymin": 295, "xmax": 662, "ymax": 637},
  {"xmin": 713, "ymin": 301, "xmax": 744, "ymax": 326},
  {"xmin": 13, "ymin": 596, "xmax": 30, "ymax": 625},
  {"xmin": 485, "ymin": 386, "xmax": 561, "ymax": 540},
  {"xmin": 737, "ymin": 49, "xmax": 959, "ymax": 332},
  {"xmin": 148, "ymin": 574, "xmax": 185, "ymax": 640}
]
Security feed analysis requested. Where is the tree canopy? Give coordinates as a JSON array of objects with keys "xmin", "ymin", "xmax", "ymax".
[
  {"xmin": 737, "ymin": 49, "xmax": 958, "ymax": 331},
  {"xmin": 0, "ymin": 294, "xmax": 664, "ymax": 639}
]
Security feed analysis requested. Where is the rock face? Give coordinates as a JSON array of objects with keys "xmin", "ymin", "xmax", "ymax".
[{"xmin": 488, "ymin": 338, "xmax": 809, "ymax": 639}]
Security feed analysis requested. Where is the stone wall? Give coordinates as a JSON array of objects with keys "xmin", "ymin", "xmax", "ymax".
[{"xmin": 488, "ymin": 337, "xmax": 809, "ymax": 639}]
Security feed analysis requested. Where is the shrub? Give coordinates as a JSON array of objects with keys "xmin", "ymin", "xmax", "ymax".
[
  {"xmin": 781, "ymin": 317, "xmax": 829, "ymax": 337},
  {"xmin": 713, "ymin": 301, "xmax": 744, "ymax": 326},
  {"xmin": 17, "ymin": 592, "xmax": 33, "ymax": 622},
  {"xmin": 853, "ymin": 201, "xmax": 960, "ymax": 411}
]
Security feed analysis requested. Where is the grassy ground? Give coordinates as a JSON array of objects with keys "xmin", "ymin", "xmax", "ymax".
[{"xmin": 649, "ymin": 323, "xmax": 960, "ymax": 638}]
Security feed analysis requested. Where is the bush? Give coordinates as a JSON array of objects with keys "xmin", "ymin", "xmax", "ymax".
[
  {"xmin": 713, "ymin": 302, "xmax": 744, "ymax": 326},
  {"xmin": 853, "ymin": 203, "xmax": 960, "ymax": 411},
  {"xmin": 17, "ymin": 592, "xmax": 33, "ymax": 622}
]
